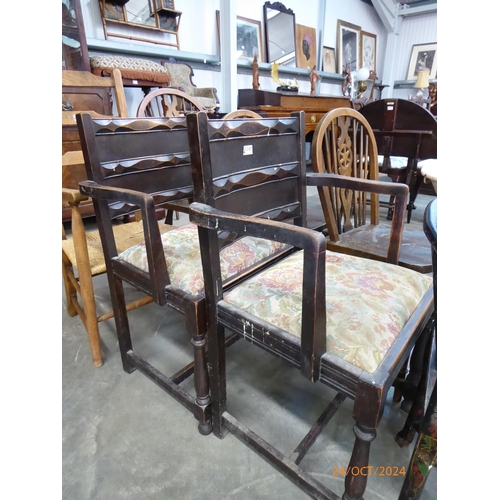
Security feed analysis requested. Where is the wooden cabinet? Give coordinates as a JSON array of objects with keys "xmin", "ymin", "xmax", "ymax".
[
  {"xmin": 238, "ymin": 89, "xmax": 352, "ymax": 136},
  {"xmin": 62, "ymin": 79, "xmax": 114, "ymax": 222}
]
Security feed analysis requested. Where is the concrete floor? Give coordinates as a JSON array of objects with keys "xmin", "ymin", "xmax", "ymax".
[{"xmin": 62, "ymin": 185, "xmax": 437, "ymax": 500}]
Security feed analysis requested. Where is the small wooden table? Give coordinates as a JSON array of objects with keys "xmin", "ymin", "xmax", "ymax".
[{"xmin": 238, "ymin": 89, "xmax": 351, "ymax": 136}]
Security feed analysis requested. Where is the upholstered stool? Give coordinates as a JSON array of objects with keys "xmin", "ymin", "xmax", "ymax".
[{"xmin": 90, "ymin": 55, "xmax": 171, "ymax": 88}]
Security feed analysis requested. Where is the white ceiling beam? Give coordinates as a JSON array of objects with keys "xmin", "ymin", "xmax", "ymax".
[
  {"xmin": 399, "ymin": 3, "xmax": 437, "ymax": 17},
  {"xmin": 371, "ymin": 0, "xmax": 400, "ymax": 33}
]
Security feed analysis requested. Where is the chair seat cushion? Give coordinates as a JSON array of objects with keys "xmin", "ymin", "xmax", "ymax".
[
  {"xmin": 116, "ymin": 224, "xmax": 287, "ymax": 296},
  {"xmin": 223, "ymin": 250, "xmax": 432, "ymax": 374}
]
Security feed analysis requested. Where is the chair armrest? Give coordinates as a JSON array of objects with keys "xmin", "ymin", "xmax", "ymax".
[
  {"xmin": 80, "ymin": 180, "xmax": 168, "ymax": 304},
  {"xmin": 306, "ymin": 173, "xmax": 408, "ymax": 265},
  {"xmin": 190, "ymin": 202, "xmax": 326, "ymax": 254},
  {"xmin": 189, "ymin": 201, "xmax": 326, "ymax": 381},
  {"xmin": 62, "ymin": 187, "xmax": 88, "ymax": 204}
]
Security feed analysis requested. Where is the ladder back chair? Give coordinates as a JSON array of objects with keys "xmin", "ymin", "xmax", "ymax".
[
  {"xmin": 311, "ymin": 107, "xmax": 433, "ymax": 274},
  {"xmin": 77, "ymin": 113, "xmax": 293, "ymax": 434},
  {"xmin": 136, "ymin": 88, "xmax": 206, "ymax": 225},
  {"xmin": 187, "ymin": 111, "xmax": 435, "ymax": 500},
  {"xmin": 62, "ymin": 68, "xmax": 143, "ymax": 368}
]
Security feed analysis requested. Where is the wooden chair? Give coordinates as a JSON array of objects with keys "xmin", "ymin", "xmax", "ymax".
[
  {"xmin": 136, "ymin": 88, "xmax": 206, "ymax": 225},
  {"xmin": 358, "ymin": 99, "xmax": 437, "ymax": 223},
  {"xmin": 311, "ymin": 107, "xmax": 433, "ymax": 274},
  {"xmin": 186, "ymin": 111, "xmax": 435, "ymax": 500},
  {"xmin": 162, "ymin": 60, "xmax": 219, "ymax": 112},
  {"xmin": 62, "ymin": 68, "xmax": 144, "ymax": 368},
  {"xmin": 77, "ymin": 113, "xmax": 293, "ymax": 434},
  {"xmin": 136, "ymin": 88, "xmax": 205, "ymax": 118},
  {"xmin": 223, "ymin": 109, "xmax": 262, "ymax": 119}
]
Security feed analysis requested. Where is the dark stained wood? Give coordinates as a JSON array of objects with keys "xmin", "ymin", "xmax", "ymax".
[
  {"xmin": 77, "ymin": 113, "xmax": 212, "ymax": 432},
  {"xmin": 187, "ymin": 111, "xmax": 435, "ymax": 500},
  {"xmin": 310, "ymin": 107, "xmax": 433, "ymax": 273},
  {"xmin": 358, "ymin": 99, "xmax": 437, "ymax": 223}
]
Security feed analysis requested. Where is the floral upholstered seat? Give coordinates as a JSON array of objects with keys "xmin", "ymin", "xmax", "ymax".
[
  {"xmin": 223, "ymin": 250, "xmax": 432, "ymax": 374},
  {"xmin": 117, "ymin": 224, "xmax": 287, "ymax": 297}
]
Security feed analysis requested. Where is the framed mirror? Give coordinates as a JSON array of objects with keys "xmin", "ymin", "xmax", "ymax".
[{"xmin": 263, "ymin": 2, "xmax": 296, "ymax": 66}]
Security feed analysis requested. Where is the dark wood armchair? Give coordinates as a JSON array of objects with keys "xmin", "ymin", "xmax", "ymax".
[
  {"xmin": 186, "ymin": 111, "xmax": 435, "ymax": 500},
  {"xmin": 76, "ymin": 113, "xmax": 293, "ymax": 434}
]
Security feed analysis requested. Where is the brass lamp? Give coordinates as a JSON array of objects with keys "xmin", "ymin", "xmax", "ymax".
[
  {"xmin": 414, "ymin": 68, "xmax": 430, "ymax": 99},
  {"xmin": 356, "ymin": 67, "xmax": 370, "ymax": 98}
]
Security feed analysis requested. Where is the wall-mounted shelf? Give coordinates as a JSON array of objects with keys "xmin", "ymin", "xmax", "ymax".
[{"xmin": 394, "ymin": 79, "xmax": 437, "ymax": 89}]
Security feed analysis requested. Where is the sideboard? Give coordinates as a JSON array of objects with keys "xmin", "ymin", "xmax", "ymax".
[{"xmin": 237, "ymin": 89, "xmax": 352, "ymax": 135}]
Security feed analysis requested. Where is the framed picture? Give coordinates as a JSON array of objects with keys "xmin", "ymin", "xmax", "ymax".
[
  {"xmin": 295, "ymin": 24, "xmax": 317, "ymax": 69},
  {"xmin": 406, "ymin": 42, "xmax": 437, "ymax": 80},
  {"xmin": 337, "ymin": 20, "xmax": 361, "ymax": 73},
  {"xmin": 236, "ymin": 16, "xmax": 263, "ymax": 61},
  {"xmin": 322, "ymin": 46, "xmax": 336, "ymax": 73},
  {"xmin": 360, "ymin": 30, "xmax": 377, "ymax": 73}
]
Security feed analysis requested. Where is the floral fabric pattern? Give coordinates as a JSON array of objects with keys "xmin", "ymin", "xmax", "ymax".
[
  {"xmin": 224, "ymin": 251, "xmax": 432, "ymax": 374},
  {"xmin": 116, "ymin": 224, "xmax": 287, "ymax": 297}
]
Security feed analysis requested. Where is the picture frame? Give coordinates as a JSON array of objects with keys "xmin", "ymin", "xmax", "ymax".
[
  {"xmin": 295, "ymin": 24, "xmax": 317, "ymax": 70},
  {"xmin": 406, "ymin": 42, "xmax": 437, "ymax": 80},
  {"xmin": 360, "ymin": 30, "xmax": 377, "ymax": 74},
  {"xmin": 337, "ymin": 20, "xmax": 361, "ymax": 73},
  {"xmin": 321, "ymin": 46, "xmax": 336, "ymax": 73},
  {"xmin": 236, "ymin": 16, "xmax": 264, "ymax": 61}
]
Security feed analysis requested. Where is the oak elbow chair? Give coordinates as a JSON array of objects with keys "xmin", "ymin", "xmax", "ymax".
[
  {"xmin": 311, "ymin": 108, "xmax": 434, "ymax": 406},
  {"xmin": 76, "ymin": 113, "xmax": 292, "ymax": 434},
  {"xmin": 187, "ymin": 111, "xmax": 434, "ymax": 500},
  {"xmin": 311, "ymin": 108, "xmax": 432, "ymax": 274}
]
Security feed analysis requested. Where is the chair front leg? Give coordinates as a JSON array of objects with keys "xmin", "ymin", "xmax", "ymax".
[
  {"xmin": 107, "ymin": 270, "xmax": 135, "ymax": 374},
  {"xmin": 184, "ymin": 298, "xmax": 212, "ymax": 435},
  {"xmin": 207, "ymin": 322, "xmax": 228, "ymax": 439},
  {"xmin": 343, "ymin": 381, "xmax": 383, "ymax": 500},
  {"xmin": 343, "ymin": 424, "xmax": 377, "ymax": 500}
]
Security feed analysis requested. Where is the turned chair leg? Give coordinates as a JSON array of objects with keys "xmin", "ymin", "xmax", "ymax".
[
  {"xmin": 185, "ymin": 299, "xmax": 212, "ymax": 435},
  {"xmin": 343, "ymin": 424, "xmax": 377, "ymax": 500},
  {"xmin": 206, "ymin": 323, "xmax": 228, "ymax": 439}
]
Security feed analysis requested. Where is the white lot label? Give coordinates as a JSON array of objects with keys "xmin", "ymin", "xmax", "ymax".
[{"xmin": 243, "ymin": 145, "xmax": 253, "ymax": 156}]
